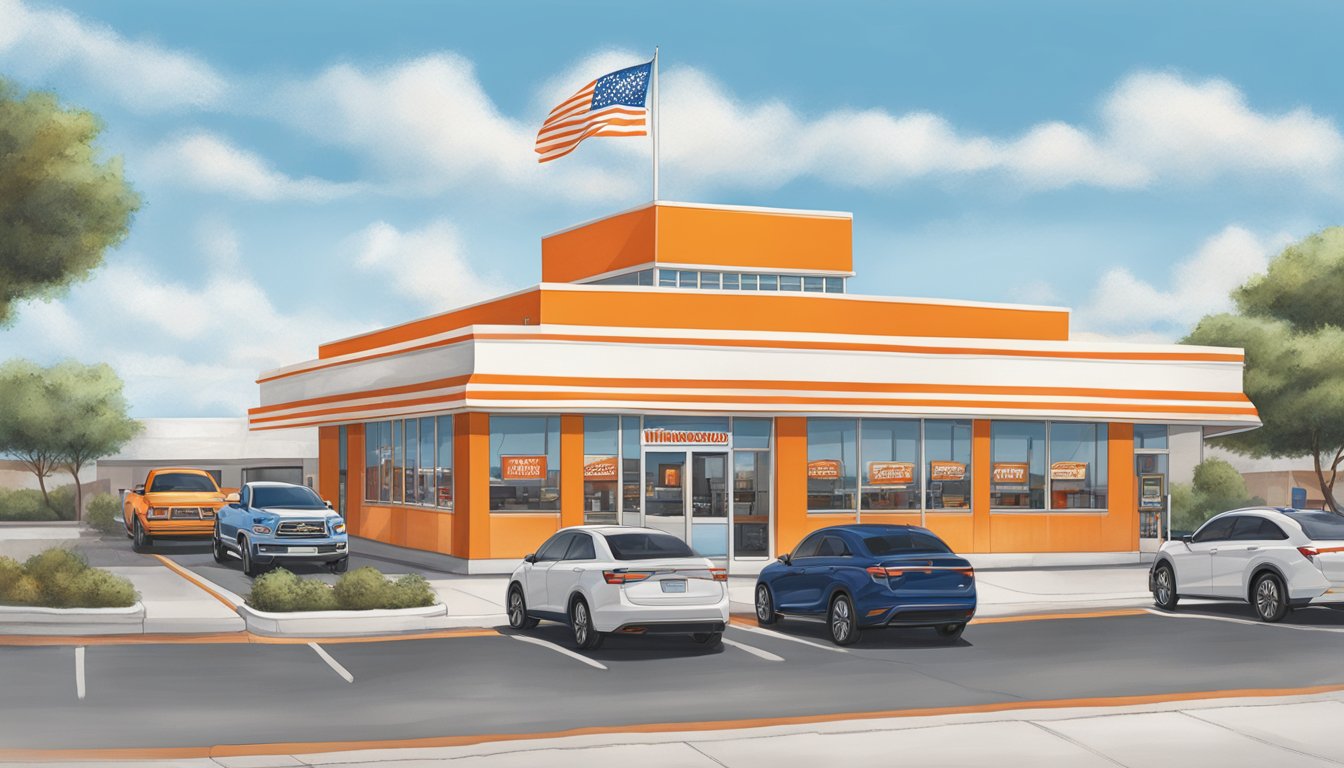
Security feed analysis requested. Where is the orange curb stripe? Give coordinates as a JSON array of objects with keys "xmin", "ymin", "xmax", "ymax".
[
  {"xmin": 971, "ymin": 608, "xmax": 1146, "ymax": 624},
  {"xmin": 5, "ymin": 683, "xmax": 1342, "ymax": 762},
  {"xmin": 150, "ymin": 553, "xmax": 238, "ymax": 610},
  {"xmin": 0, "ymin": 627, "xmax": 500, "ymax": 647}
]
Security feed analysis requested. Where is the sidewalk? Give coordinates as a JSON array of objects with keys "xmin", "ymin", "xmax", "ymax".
[{"xmin": 25, "ymin": 692, "xmax": 1344, "ymax": 767}]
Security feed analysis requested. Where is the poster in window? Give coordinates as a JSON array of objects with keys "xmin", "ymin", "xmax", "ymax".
[
  {"xmin": 1050, "ymin": 461, "xmax": 1088, "ymax": 481},
  {"xmin": 930, "ymin": 461, "xmax": 966, "ymax": 481},
  {"xmin": 583, "ymin": 455, "xmax": 618, "ymax": 481},
  {"xmin": 501, "ymin": 455, "xmax": 547, "ymax": 480},
  {"xmin": 659, "ymin": 465, "xmax": 681, "ymax": 487},
  {"xmin": 991, "ymin": 462, "xmax": 1029, "ymax": 484},
  {"xmin": 867, "ymin": 461, "xmax": 914, "ymax": 486},
  {"xmin": 807, "ymin": 459, "xmax": 841, "ymax": 479}
]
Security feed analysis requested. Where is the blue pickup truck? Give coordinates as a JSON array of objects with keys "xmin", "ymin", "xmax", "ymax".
[{"xmin": 212, "ymin": 481, "xmax": 349, "ymax": 577}]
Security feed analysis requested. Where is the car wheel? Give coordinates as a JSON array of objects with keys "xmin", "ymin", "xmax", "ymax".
[
  {"xmin": 755, "ymin": 583, "xmax": 778, "ymax": 625},
  {"xmin": 692, "ymin": 632, "xmax": 723, "ymax": 647},
  {"xmin": 328, "ymin": 557, "xmax": 349, "ymax": 574},
  {"xmin": 828, "ymin": 593, "xmax": 859, "ymax": 646},
  {"xmin": 1152, "ymin": 563, "xmax": 1179, "ymax": 611},
  {"xmin": 211, "ymin": 526, "xmax": 227, "ymax": 564},
  {"xmin": 132, "ymin": 518, "xmax": 152, "ymax": 552},
  {"xmin": 240, "ymin": 537, "xmax": 264, "ymax": 577},
  {"xmin": 1253, "ymin": 572, "xmax": 1288, "ymax": 622},
  {"xmin": 507, "ymin": 584, "xmax": 538, "ymax": 630},
  {"xmin": 569, "ymin": 597, "xmax": 603, "ymax": 650},
  {"xmin": 935, "ymin": 622, "xmax": 966, "ymax": 641}
]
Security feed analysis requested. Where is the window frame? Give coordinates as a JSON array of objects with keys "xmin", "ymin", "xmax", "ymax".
[{"xmin": 989, "ymin": 420, "xmax": 1110, "ymax": 514}]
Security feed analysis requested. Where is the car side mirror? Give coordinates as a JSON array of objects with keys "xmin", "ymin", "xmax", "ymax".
[
  {"xmin": 523, "ymin": 554, "xmax": 537, "ymax": 564},
  {"xmin": 224, "ymin": 492, "xmax": 240, "ymax": 504},
  {"xmin": 777, "ymin": 553, "xmax": 791, "ymax": 565},
  {"xmin": 1181, "ymin": 534, "xmax": 1193, "ymax": 545},
  {"xmin": 325, "ymin": 500, "xmax": 334, "ymax": 509},
  {"xmin": 133, "ymin": 484, "xmax": 145, "ymax": 495}
]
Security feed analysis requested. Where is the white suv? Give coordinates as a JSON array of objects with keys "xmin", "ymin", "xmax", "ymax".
[
  {"xmin": 506, "ymin": 526, "xmax": 730, "ymax": 649},
  {"xmin": 1151, "ymin": 507, "xmax": 1344, "ymax": 622}
]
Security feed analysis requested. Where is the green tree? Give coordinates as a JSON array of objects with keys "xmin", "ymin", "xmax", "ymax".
[
  {"xmin": 47, "ymin": 361, "xmax": 141, "ymax": 519},
  {"xmin": 1170, "ymin": 457, "xmax": 1266, "ymax": 532},
  {"xmin": 0, "ymin": 360, "xmax": 65, "ymax": 515},
  {"xmin": 1185, "ymin": 228, "xmax": 1344, "ymax": 513},
  {"xmin": 0, "ymin": 78, "xmax": 139, "ymax": 324}
]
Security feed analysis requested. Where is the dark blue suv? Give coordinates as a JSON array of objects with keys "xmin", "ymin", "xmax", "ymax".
[{"xmin": 755, "ymin": 524, "xmax": 976, "ymax": 645}]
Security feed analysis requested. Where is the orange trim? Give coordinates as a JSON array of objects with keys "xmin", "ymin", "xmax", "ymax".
[
  {"xmin": 8, "ymin": 682, "xmax": 1344, "ymax": 761},
  {"xmin": 971, "ymin": 608, "xmax": 1146, "ymax": 624},
  {"xmin": 251, "ymin": 375, "xmax": 471, "ymax": 415},
  {"xmin": 318, "ymin": 289, "xmax": 540, "ymax": 360},
  {"xmin": 151, "ymin": 554, "xmax": 237, "ymax": 610},
  {"xmin": 250, "ymin": 393, "xmax": 467, "ymax": 425}
]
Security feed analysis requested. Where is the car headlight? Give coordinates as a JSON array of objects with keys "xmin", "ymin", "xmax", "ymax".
[
  {"xmin": 252, "ymin": 524, "xmax": 273, "ymax": 535},
  {"xmin": 202, "ymin": 508, "xmax": 216, "ymax": 518},
  {"xmin": 332, "ymin": 521, "xmax": 347, "ymax": 534},
  {"xmin": 147, "ymin": 507, "xmax": 168, "ymax": 519}
]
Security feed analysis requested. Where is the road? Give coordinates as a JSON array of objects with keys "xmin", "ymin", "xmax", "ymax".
[{"xmin": 5, "ymin": 605, "xmax": 1344, "ymax": 757}]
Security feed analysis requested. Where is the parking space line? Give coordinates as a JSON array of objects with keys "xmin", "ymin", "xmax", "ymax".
[
  {"xmin": 721, "ymin": 637, "xmax": 783, "ymax": 662},
  {"xmin": 74, "ymin": 646, "xmax": 85, "ymax": 700},
  {"xmin": 509, "ymin": 634, "xmax": 607, "ymax": 670},
  {"xmin": 308, "ymin": 642, "xmax": 354, "ymax": 683},
  {"xmin": 728, "ymin": 622, "xmax": 848, "ymax": 653},
  {"xmin": 1144, "ymin": 608, "xmax": 1344, "ymax": 633}
]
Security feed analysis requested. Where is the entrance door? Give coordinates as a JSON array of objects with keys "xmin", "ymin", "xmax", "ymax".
[
  {"xmin": 643, "ymin": 451, "xmax": 686, "ymax": 541},
  {"xmin": 690, "ymin": 453, "xmax": 729, "ymax": 559}
]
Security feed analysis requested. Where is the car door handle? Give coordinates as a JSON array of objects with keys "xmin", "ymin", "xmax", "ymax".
[
  {"xmin": 1246, "ymin": 546, "xmax": 1259, "ymax": 551},
  {"xmin": 1209, "ymin": 548, "xmax": 1219, "ymax": 554},
  {"xmin": 571, "ymin": 567, "xmax": 584, "ymax": 573}
]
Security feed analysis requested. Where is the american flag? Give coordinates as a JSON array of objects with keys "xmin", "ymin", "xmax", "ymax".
[{"xmin": 536, "ymin": 61, "xmax": 652, "ymax": 163}]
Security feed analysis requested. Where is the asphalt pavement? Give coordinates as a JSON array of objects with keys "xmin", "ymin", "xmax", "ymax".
[{"xmin": 6, "ymin": 606, "xmax": 1344, "ymax": 755}]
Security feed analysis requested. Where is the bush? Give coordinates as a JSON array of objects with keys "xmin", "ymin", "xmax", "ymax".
[
  {"xmin": 249, "ymin": 566, "xmax": 436, "ymax": 612},
  {"xmin": 0, "ymin": 488, "xmax": 58, "ymax": 521},
  {"xmin": 1171, "ymin": 457, "xmax": 1267, "ymax": 532},
  {"xmin": 85, "ymin": 493, "xmax": 121, "ymax": 534},
  {"xmin": 0, "ymin": 547, "xmax": 137, "ymax": 608}
]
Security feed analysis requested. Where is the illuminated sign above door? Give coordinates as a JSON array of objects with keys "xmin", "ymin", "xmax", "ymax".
[{"xmin": 642, "ymin": 428, "xmax": 730, "ymax": 446}]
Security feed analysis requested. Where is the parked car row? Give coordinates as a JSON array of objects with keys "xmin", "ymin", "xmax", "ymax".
[
  {"xmin": 122, "ymin": 468, "xmax": 349, "ymax": 576},
  {"xmin": 506, "ymin": 523, "xmax": 976, "ymax": 649}
]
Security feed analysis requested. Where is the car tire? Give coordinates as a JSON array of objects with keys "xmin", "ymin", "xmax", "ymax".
[
  {"xmin": 507, "ymin": 584, "xmax": 539, "ymax": 630},
  {"xmin": 935, "ymin": 622, "xmax": 966, "ymax": 641},
  {"xmin": 240, "ymin": 536, "xmax": 264, "ymax": 577},
  {"xmin": 329, "ymin": 557, "xmax": 349, "ymax": 574},
  {"xmin": 692, "ymin": 632, "xmax": 723, "ymax": 647},
  {"xmin": 828, "ymin": 593, "xmax": 860, "ymax": 646},
  {"xmin": 132, "ymin": 518, "xmax": 152, "ymax": 553},
  {"xmin": 755, "ymin": 583, "xmax": 778, "ymax": 625},
  {"xmin": 211, "ymin": 526, "xmax": 227, "ymax": 564},
  {"xmin": 1253, "ymin": 571, "xmax": 1289, "ymax": 623},
  {"xmin": 569, "ymin": 597, "xmax": 603, "ymax": 650},
  {"xmin": 1152, "ymin": 562, "xmax": 1179, "ymax": 611}
]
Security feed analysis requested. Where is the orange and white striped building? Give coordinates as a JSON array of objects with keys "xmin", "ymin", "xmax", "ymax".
[{"xmin": 252, "ymin": 202, "xmax": 1260, "ymax": 573}]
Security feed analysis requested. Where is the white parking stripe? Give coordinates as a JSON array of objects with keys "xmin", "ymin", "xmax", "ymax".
[
  {"xmin": 730, "ymin": 623, "xmax": 848, "ymax": 653},
  {"xmin": 510, "ymin": 634, "xmax": 608, "ymax": 670},
  {"xmin": 75, "ymin": 647, "xmax": 85, "ymax": 700},
  {"xmin": 1145, "ymin": 608, "xmax": 1344, "ymax": 633},
  {"xmin": 722, "ymin": 637, "xmax": 783, "ymax": 662},
  {"xmin": 308, "ymin": 642, "xmax": 354, "ymax": 683}
]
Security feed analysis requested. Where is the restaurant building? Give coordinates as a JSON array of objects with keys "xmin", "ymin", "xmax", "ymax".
[{"xmin": 250, "ymin": 202, "xmax": 1260, "ymax": 573}]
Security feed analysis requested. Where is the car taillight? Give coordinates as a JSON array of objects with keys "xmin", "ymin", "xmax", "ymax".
[
  {"xmin": 603, "ymin": 570, "xmax": 652, "ymax": 585},
  {"xmin": 1299, "ymin": 546, "xmax": 1319, "ymax": 562},
  {"xmin": 955, "ymin": 566, "xmax": 975, "ymax": 579},
  {"xmin": 709, "ymin": 568, "xmax": 727, "ymax": 582},
  {"xmin": 867, "ymin": 566, "xmax": 903, "ymax": 582}
]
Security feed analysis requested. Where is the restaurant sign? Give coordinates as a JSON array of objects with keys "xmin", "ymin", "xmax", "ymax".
[
  {"xmin": 642, "ymin": 429, "xmax": 730, "ymax": 446},
  {"xmin": 583, "ymin": 455, "xmax": 618, "ymax": 481},
  {"xmin": 1050, "ymin": 461, "xmax": 1088, "ymax": 481},
  {"xmin": 991, "ymin": 462, "xmax": 1029, "ymax": 484},
  {"xmin": 807, "ymin": 459, "xmax": 841, "ymax": 480},
  {"xmin": 929, "ymin": 461, "xmax": 966, "ymax": 481},
  {"xmin": 500, "ymin": 455, "xmax": 547, "ymax": 481},
  {"xmin": 867, "ymin": 461, "xmax": 914, "ymax": 485}
]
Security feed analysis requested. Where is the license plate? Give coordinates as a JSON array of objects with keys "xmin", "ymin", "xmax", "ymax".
[
  {"xmin": 288, "ymin": 546, "xmax": 318, "ymax": 554},
  {"xmin": 661, "ymin": 579, "xmax": 686, "ymax": 593}
]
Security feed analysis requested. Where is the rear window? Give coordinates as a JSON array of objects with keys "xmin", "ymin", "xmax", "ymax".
[
  {"xmin": 149, "ymin": 473, "xmax": 217, "ymax": 492},
  {"xmin": 604, "ymin": 532, "xmax": 696, "ymax": 560},
  {"xmin": 864, "ymin": 532, "xmax": 952, "ymax": 556},
  {"xmin": 1284, "ymin": 511, "xmax": 1344, "ymax": 541}
]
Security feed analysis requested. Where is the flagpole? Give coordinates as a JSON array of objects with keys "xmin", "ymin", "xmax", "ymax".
[{"xmin": 651, "ymin": 46, "xmax": 659, "ymax": 202}]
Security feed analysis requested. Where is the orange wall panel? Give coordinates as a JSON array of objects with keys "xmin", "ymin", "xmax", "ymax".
[
  {"xmin": 1106, "ymin": 423, "xmax": 1137, "ymax": 549},
  {"xmin": 489, "ymin": 514, "xmax": 561, "ymax": 559},
  {"xmin": 404, "ymin": 508, "xmax": 441, "ymax": 553},
  {"xmin": 922, "ymin": 514, "xmax": 975, "ymax": 553},
  {"xmin": 656, "ymin": 205, "xmax": 852, "ymax": 274},
  {"xmin": 560, "ymin": 415, "xmax": 584, "ymax": 529},
  {"xmin": 971, "ymin": 420, "xmax": 991, "ymax": 552},
  {"xmin": 361, "ymin": 506, "xmax": 392, "ymax": 542},
  {"xmin": 541, "ymin": 207, "xmax": 655, "ymax": 283},
  {"xmin": 773, "ymin": 417, "xmax": 808, "ymax": 553},
  {"xmin": 318, "ymin": 289, "xmax": 541, "ymax": 359},
  {"xmin": 460, "ymin": 413, "xmax": 492, "ymax": 560},
  {"xmin": 540, "ymin": 289, "xmax": 1069, "ymax": 342},
  {"xmin": 346, "ymin": 424, "xmax": 365, "ymax": 533}
]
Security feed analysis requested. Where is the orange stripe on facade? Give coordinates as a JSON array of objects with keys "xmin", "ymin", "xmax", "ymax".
[{"xmin": 249, "ymin": 376, "xmax": 471, "ymax": 416}]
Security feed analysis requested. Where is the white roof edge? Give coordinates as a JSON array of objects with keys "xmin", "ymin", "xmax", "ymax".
[{"xmin": 541, "ymin": 200, "xmax": 852, "ymax": 240}]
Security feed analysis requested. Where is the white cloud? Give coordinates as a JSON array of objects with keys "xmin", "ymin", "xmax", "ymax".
[
  {"xmin": 1073, "ymin": 225, "xmax": 1293, "ymax": 339},
  {"xmin": 0, "ymin": 0, "xmax": 225, "ymax": 111},
  {"xmin": 146, "ymin": 133, "xmax": 362, "ymax": 201},
  {"xmin": 347, "ymin": 220, "xmax": 508, "ymax": 311}
]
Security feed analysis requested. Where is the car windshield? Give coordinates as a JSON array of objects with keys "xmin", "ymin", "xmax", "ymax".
[
  {"xmin": 604, "ymin": 532, "xmax": 696, "ymax": 560},
  {"xmin": 1283, "ymin": 510, "xmax": 1344, "ymax": 541},
  {"xmin": 864, "ymin": 532, "xmax": 952, "ymax": 556},
  {"xmin": 251, "ymin": 485, "xmax": 325, "ymax": 510},
  {"xmin": 149, "ymin": 473, "xmax": 217, "ymax": 492}
]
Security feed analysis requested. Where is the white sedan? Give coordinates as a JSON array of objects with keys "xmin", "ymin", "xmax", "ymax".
[
  {"xmin": 1150, "ymin": 507, "xmax": 1344, "ymax": 622},
  {"xmin": 506, "ymin": 526, "xmax": 730, "ymax": 649}
]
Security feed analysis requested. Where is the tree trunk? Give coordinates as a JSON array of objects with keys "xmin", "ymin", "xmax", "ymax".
[
  {"xmin": 1313, "ymin": 446, "xmax": 1343, "ymax": 515},
  {"xmin": 68, "ymin": 464, "xmax": 83, "ymax": 522},
  {"xmin": 33, "ymin": 465, "xmax": 57, "ymax": 518}
]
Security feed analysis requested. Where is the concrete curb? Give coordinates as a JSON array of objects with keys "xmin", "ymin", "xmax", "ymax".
[
  {"xmin": 0, "ymin": 602, "xmax": 146, "ymax": 635},
  {"xmin": 238, "ymin": 602, "xmax": 450, "ymax": 636}
]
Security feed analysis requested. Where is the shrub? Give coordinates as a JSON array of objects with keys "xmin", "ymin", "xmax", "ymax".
[
  {"xmin": 0, "ymin": 557, "xmax": 22, "ymax": 595},
  {"xmin": 331, "ymin": 566, "xmax": 389, "ymax": 610},
  {"xmin": 24, "ymin": 548, "xmax": 86, "ymax": 584},
  {"xmin": 249, "ymin": 566, "xmax": 437, "ymax": 612},
  {"xmin": 85, "ymin": 493, "xmax": 121, "ymax": 534},
  {"xmin": 64, "ymin": 569, "xmax": 138, "ymax": 608},
  {"xmin": 1171, "ymin": 457, "xmax": 1267, "ymax": 532},
  {"xmin": 0, "ymin": 547, "xmax": 137, "ymax": 608},
  {"xmin": 387, "ymin": 573, "xmax": 435, "ymax": 609},
  {"xmin": 5, "ymin": 575, "xmax": 41, "ymax": 605},
  {"xmin": 0, "ymin": 489, "xmax": 58, "ymax": 521},
  {"xmin": 48, "ymin": 485, "xmax": 77, "ymax": 520},
  {"xmin": 249, "ymin": 569, "xmax": 338, "ymax": 612}
]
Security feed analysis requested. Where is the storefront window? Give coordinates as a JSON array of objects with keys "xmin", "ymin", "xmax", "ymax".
[
  {"xmin": 436, "ymin": 415, "xmax": 454, "ymax": 509},
  {"xmin": 991, "ymin": 421, "xmax": 1046, "ymax": 509},
  {"xmin": 1049, "ymin": 422, "xmax": 1107, "ymax": 509},
  {"xmin": 417, "ymin": 417, "xmax": 435, "ymax": 505},
  {"xmin": 734, "ymin": 448, "xmax": 771, "ymax": 558},
  {"xmin": 621, "ymin": 415, "xmax": 641, "ymax": 525},
  {"xmin": 338, "ymin": 426, "xmax": 347, "ymax": 516},
  {"xmin": 1134, "ymin": 424, "xmax": 1168, "ymax": 450},
  {"xmin": 404, "ymin": 419, "xmax": 418, "ymax": 506},
  {"xmin": 807, "ymin": 418, "xmax": 857, "ymax": 512},
  {"xmin": 924, "ymin": 419, "xmax": 972, "ymax": 510},
  {"xmin": 584, "ymin": 415, "xmax": 619, "ymax": 525},
  {"xmin": 364, "ymin": 422, "xmax": 380, "ymax": 501},
  {"xmin": 489, "ymin": 415, "xmax": 561, "ymax": 511},
  {"xmin": 391, "ymin": 421, "xmax": 404, "ymax": 503},
  {"xmin": 379, "ymin": 421, "xmax": 393, "ymax": 502},
  {"xmin": 860, "ymin": 419, "xmax": 920, "ymax": 510}
]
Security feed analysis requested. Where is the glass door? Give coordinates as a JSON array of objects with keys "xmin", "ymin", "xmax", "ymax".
[
  {"xmin": 690, "ymin": 453, "xmax": 729, "ymax": 559},
  {"xmin": 643, "ymin": 451, "xmax": 686, "ymax": 540}
]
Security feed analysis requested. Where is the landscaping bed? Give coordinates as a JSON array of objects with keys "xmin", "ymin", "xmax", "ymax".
[
  {"xmin": 240, "ymin": 566, "xmax": 447, "ymax": 636},
  {"xmin": 0, "ymin": 547, "xmax": 138, "ymax": 608}
]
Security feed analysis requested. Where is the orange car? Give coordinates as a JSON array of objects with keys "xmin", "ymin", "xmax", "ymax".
[{"xmin": 123, "ymin": 468, "xmax": 232, "ymax": 552}]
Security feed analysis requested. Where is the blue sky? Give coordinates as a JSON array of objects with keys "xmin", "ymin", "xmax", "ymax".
[{"xmin": 0, "ymin": 0, "xmax": 1341, "ymax": 417}]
